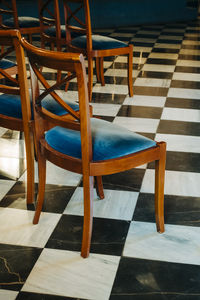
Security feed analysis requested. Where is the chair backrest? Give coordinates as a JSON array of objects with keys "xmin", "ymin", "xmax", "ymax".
[
  {"xmin": 38, "ymin": 0, "xmax": 63, "ymax": 48},
  {"xmin": 62, "ymin": 0, "xmax": 92, "ymax": 50},
  {"xmin": 0, "ymin": 30, "xmax": 32, "ymax": 128},
  {"xmin": 0, "ymin": 0, "xmax": 19, "ymax": 29},
  {"xmin": 21, "ymin": 38, "xmax": 93, "ymax": 163}
]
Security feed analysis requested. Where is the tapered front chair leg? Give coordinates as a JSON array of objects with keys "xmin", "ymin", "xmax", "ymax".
[
  {"xmin": 81, "ymin": 175, "xmax": 94, "ymax": 258},
  {"xmin": 155, "ymin": 142, "xmax": 166, "ymax": 233},
  {"xmin": 95, "ymin": 176, "xmax": 104, "ymax": 200},
  {"xmin": 33, "ymin": 150, "xmax": 46, "ymax": 224},
  {"xmin": 87, "ymin": 57, "xmax": 93, "ymax": 102},
  {"xmin": 128, "ymin": 45, "xmax": 133, "ymax": 97}
]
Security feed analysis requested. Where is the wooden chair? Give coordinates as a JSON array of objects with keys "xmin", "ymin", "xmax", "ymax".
[
  {"xmin": 0, "ymin": 0, "xmax": 41, "ymax": 42},
  {"xmin": 0, "ymin": 29, "xmax": 35, "ymax": 204},
  {"xmin": 21, "ymin": 37, "xmax": 166, "ymax": 258},
  {"xmin": 62, "ymin": 0, "xmax": 134, "ymax": 101}
]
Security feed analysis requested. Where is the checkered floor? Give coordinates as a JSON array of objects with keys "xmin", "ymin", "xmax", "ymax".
[{"xmin": 0, "ymin": 15, "xmax": 200, "ymax": 300}]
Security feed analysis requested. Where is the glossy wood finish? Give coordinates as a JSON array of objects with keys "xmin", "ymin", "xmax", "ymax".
[
  {"xmin": 0, "ymin": 30, "xmax": 35, "ymax": 204},
  {"xmin": 21, "ymin": 39, "xmax": 166, "ymax": 258},
  {"xmin": 62, "ymin": 0, "xmax": 134, "ymax": 101},
  {"xmin": 0, "ymin": 0, "xmax": 41, "ymax": 42}
]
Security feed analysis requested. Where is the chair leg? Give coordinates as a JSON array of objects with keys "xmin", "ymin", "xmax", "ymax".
[
  {"xmin": 95, "ymin": 176, "xmax": 104, "ymax": 200},
  {"xmin": 81, "ymin": 175, "xmax": 94, "ymax": 258},
  {"xmin": 23, "ymin": 129, "xmax": 35, "ymax": 204},
  {"xmin": 87, "ymin": 56, "xmax": 93, "ymax": 102},
  {"xmin": 128, "ymin": 46, "xmax": 133, "ymax": 97},
  {"xmin": 33, "ymin": 151, "xmax": 46, "ymax": 224},
  {"xmin": 95, "ymin": 58, "xmax": 101, "ymax": 83},
  {"xmin": 155, "ymin": 142, "xmax": 166, "ymax": 233},
  {"xmin": 99, "ymin": 57, "xmax": 105, "ymax": 86}
]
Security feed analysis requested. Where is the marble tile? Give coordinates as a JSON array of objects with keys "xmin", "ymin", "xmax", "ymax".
[
  {"xmin": 141, "ymin": 169, "xmax": 200, "ymax": 197},
  {"xmin": 155, "ymin": 133, "xmax": 200, "ymax": 153},
  {"xmin": 131, "ymin": 37, "xmax": 157, "ymax": 43},
  {"xmin": 177, "ymin": 59, "xmax": 200, "ymax": 67},
  {"xmin": 22, "ymin": 249, "xmax": 120, "ymax": 300},
  {"xmin": 124, "ymin": 95, "xmax": 166, "ymax": 107},
  {"xmin": 172, "ymin": 72, "xmax": 200, "ymax": 81},
  {"xmin": 109, "ymin": 32, "xmax": 134, "ymax": 38},
  {"xmin": 0, "ymin": 127, "xmax": 8, "ymax": 137},
  {"xmin": 137, "ymin": 30, "xmax": 160, "ymax": 35},
  {"xmin": 104, "ymin": 68, "xmax": 139, "ymax": 78},
  {"xmin": 113, "ymin": 117, "xmax": 159, "ymax": 133},
  {"xmin": 142, "ymin": 64, "xmax": 175, "ymax": 72},
  {"xmin": 161, "ymin": 107, "xmax": 200, "ymax": 122},
  {"xmin": 124, "ymin": 221, "xmax": 200, "ymax": 265},
  {"xmin": 0, "ymin": 180, "xmax": 15, "ymax": 201},
  {"xmin": 158, "ymin": 35, "xmax": 183, "ymax": 40},
  {"xmin": 0, "ymin": 138, "xmax": 25, "ymax": 158},
  {"xmin": 154, "ymin": 43, "xmax": 181, "ymax": 49},
  {"xmin": 133, "ymin": 46, "xmax": 152, "ymax": 53},
  {"xmin": 91, "ymin": 103, "xmax": 121, "ymax": 116},
  {"xmin": 134, "ymin": 78, "xmax": 171, "ymax": 88},
  {"xmin": 180, "ymin": 48, "xmax": 200, "ymax": 55},
  {"xmin": 117, "ymin": 105, "xmax": 162, "ymax": 119},
  {"xmin": 0, "ymin": 290, "xmax": 18, "ymax": 299},
  {"xmin": 0, "ymin": 208, "xmax": 61, "ymax": 247},
  {"xmin": 16, "ymin": 292, "xmax": 73, "ymax": 299},
  {"xmin": 165, "ymin": 97, "xmax": 200, "ymax": 109},
  {"xmin": 0, "ymin": 157, "xmax": 26, "ymax": 180},
  {"xmin": 19, "ymin": 161, "xmax": 82, "ymax": 187},
  {"xmin": 182, "ymin": 39, "xmax": 200, "ymax": 45},
  {"xmin": 92, "ymin": 83, "xmax": 129, "ymax": 95},
  {"xmin": 111, "ymin": 256, "xmax": 200, "ymax": 300},
  {"xmin": 162, "ymin": 28, "xmax": 185, "ymax": 33},
  {"xmin": 157, "ymin": 120, "xmax": 200, "ymax": 136},
  {"xmin": 167, "ymin": 87, "xmax": 200, "ymax": 99},
  {"xmin": 46, "ymin": 215, "xmax": 130, "ymax": 255},
  {"xmin": 114, "ymin": 55, "xmax": 146, "ymax": 65},
  {"xmin": 149, "ymin": 52, "xmax": 178, "ymax": 59},
  {"xmin": 64, "ymin": 187, "xmax": 138, "ymax": 221}
]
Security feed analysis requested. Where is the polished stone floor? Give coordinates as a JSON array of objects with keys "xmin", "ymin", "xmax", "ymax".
[{"xmin": 0, "ymin": 16, "xmax": 200, "ymax": 300}]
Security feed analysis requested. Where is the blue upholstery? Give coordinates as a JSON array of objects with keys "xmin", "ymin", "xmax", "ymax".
[
  {"xmin": 71, "ymin": 34, "xmax": 128, "ymax": 50},
  {"xmin": 4, "ymin": 16, "xmax": 40, "ymax": 28},
  {"xmin": 44, "ymin": 25, "xmax": 67, "ymax": 38},
  {"xmin": 0, "ymin": 59, "xmax": 16, "ymax": 69},
  {"xmin": 45, "ymin": 118, "xmax": 156, "ymax": 161},
  {"xmin": 0, "ymin": 92, "xmax": 79, "ymax": 119}
]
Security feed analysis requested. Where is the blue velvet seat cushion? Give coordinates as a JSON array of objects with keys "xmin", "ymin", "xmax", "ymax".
[
  {"xmin": 0, "ymin": 92, "xmax": 79, "ymax": 119},
  {"xmin": 45, "ymin": 118, "xmax": 156, "ymax": 161},
  {"xmin": 4, "ymin": 16, "xmax": 40, "ymax": 28},
  {"xmin": 0, "ymin": 59, "xmax": 16, "ymax": 69},
  {"xmin": 71, "ymin": 34, "xmax": 128, "ymax": 50},
  {"xmin": 44, "ymin": 25, "xmax": 67, "ymax": 38}
]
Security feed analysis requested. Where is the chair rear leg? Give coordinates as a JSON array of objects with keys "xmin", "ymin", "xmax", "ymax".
[
  {"xmin": 95, "ymin": 176, "xmax": 104, "ymax": 200},
  {"xmin": 99, "ymin": 57, "xmax": 105, "ymax": 86},
  {"xmin": 81, "ymin": 175, "xmax": 94, "ymax": 258},
  {"xmin": 33, "ymin": 151, "xmax": 46, "ymax": 224},
  {"xmin": 95, "ymin": 58, "xmax": 101, "ymax": 83},
  {"xmin": 87, "ymin": 56, "xmax": 93, "ymax": 102},
  {"xmin": 127, "ymin": 45, "xmax": 133, "ymax": 97},
  {"xmin": 155, "ymin": 142, "xmax": 166, "ymax": 233}
]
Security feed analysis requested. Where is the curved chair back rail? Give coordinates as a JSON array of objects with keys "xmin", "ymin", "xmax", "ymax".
[
  {"xmin": 21, "ymin": 38, "xmax": 166, "ymax": 258},
  {"xmin": 62, "ymin": 0, "xmax": 134, "ymax": 101}
]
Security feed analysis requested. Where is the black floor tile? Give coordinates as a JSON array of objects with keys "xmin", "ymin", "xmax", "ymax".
[
  {"xmin": 171, "ymin": 80, "xmax": 200, "ymax": 89},
  {"xmin": 46, "ymin": 215, "xmax": 130, "ymax": 256},
  {"xmin": 16, "ymin": 291, "xmax": 80, "ymax": 300},
  {"xmin": 92, "ymin": 92, "xmax": 126, "ymax": 104},
  {"xmin": 138, "ymin": 70, "xmax": 173, "ymax": 79},
  {"xmin": 133, "ymin": 193, "xmax": 200, "ymax": 227},
  {"xmin": 165, "ymin": 97, "xmax": 200, "ymax": 109},
  {"xmin": 117, "ymin": 105, "xmax": 162, "ymax": 119},
  {"xmin": 157, "ymin": 120, "xmax": 200, "ymax": 136},
  {"xmin": 175, "ymin": 65, "xmax": 200, "ymax": 73},
  {"xmin": 146, "ymin": 58, "xmax": 177, "ymax": 65},
  {"xmin": 110, "ymin": 257, "xmax": 200, "ymax": 300},
  {"xmin": 133, "ymin": 86, "xmax": 168, "ymax": 97},
  {"xmin": 0, "ymin": 244, "xmax": 42, "ymax": 291}
]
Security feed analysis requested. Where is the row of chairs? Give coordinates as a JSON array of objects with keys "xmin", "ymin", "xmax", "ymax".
[
  {"xmin": 0, "ymin": 0, "xmax": 133, "ymax": 101},
  {"xmin": 0, "ymin": 3, "xmax": 166, "ymax": 259}
]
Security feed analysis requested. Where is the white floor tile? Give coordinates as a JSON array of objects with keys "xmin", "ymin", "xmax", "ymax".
[
  {"xmin": 131, "ymin": 37, "xmax": 157, "ymax": 43},
  {"xmin": 0, "ymin": 128, "xmax": 7, "ymax": 137},
  {"xmin": 0, "ymin": 180, "xmax": 15, "ymax": 201},
  {"xmin": 104, "ymin": 68, "xmax": 139, "ymax": 78},
  {"xmin": 154, "ymin": 43, "xmax": 181, "ymax": 49},
  {"xmin": 155, "ymin": 133, "xmax": 200, "ymax": 153},
  {"xmin": 92, "ymin": 84, "xmax": 128, "ymax": 95},
  {"xmin": 141, "ymin": 169, "xmax": 200, "ymax": 197},
  {"xmin": 124, "ymin": 221, "xmax": 200, "ymax": 265},
  {"xmin": 172, "ymin": 72, "xmax": 200, "ymax": 82},
  {"xmin": 142, "ymin": 64, "xmax": 175, "ymax": 72},
  {"xmin": 182, "ymin": 40, "xmax": 200, "ymax": 45},
  {"xmin": 180, "ymin": 48, "xmax": 200, "ymax": 55},
  {"xmin": 22, "ymin": 249, "xmax": 120, "ymax": 300},
  {"xmin": 0, "ymin": 290, "xmax": 18, "ymax": 300},
  {"xmin": 158, "ymin": 35, "xmax": 183, "ymax": 40},
  {"xmin": 149, "ymin": 52, "xmax": 178, "ymax": 60},
  {"xmin": 168, "ymin": 88, "xmax": 200, "ymax": 99},
  {"xmin": 133, "ymin": 46, "xmax": 152, "ymax": 53},
  {"xmin": 124, "ymin": 95, "xmax": 166, "ymax": 107},
  {"xmin": 114, "ymin": 117, "xmax": 159, "ymax": 133},
  {"xmin": 64, "ymin": 187, "xmax": 139, "ymax": 220},
  {"xmin": 20, "ymin": 161, "xmax": 82, "ymax": 186},
  {"xmin": 115, "ymin": 55, "xmax": 146, "ymax": 65},
  {"xmin": 161, "ymin": 107, "xmax": 200, "ymax": 122},
  {"xmin": 0, "ymin": 138, "xmax": 25, "ymax": 158},
  {"xmin": 134, "ymin": 78, "xmax": 171, "ymax": 88},
  {"xmin": 91, "ymin": 103, "xmax": 121, "ymax": 116},
  {"xmin": 0, "ymin": 208, "xmax": 61, "ymax": 247}
]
